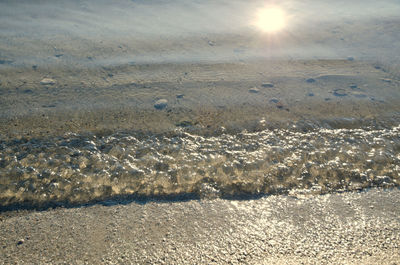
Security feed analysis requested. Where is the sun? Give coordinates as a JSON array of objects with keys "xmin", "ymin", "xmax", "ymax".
[{"xmin": 255, "ymin": 7, "xmax": 286, "ymax": 33}]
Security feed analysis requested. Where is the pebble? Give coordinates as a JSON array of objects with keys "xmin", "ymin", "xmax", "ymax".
[
  {"xmin": 154, "ymin": 99, "xmax": 168, "ymax": 110},
  {"xmin": 22, "ymin": 89, "xmax": 33, "ymax": 94},
  {"xmin": 347, "ymin": 57, "xmax": 354, "ymax": 61},
  {"xmin": 270, "ymin": 98, "xmax": 279, "ymax": 103},
  {"xmin": 276, "ymin": 102, "xmax": 284, "ymax": 109},
  {"xmin": 249, "ymin": 87, "xmax": 259, "ymax": 93},
  {"xmin": 40, "ymin": 78, "xmax": 56, "ymax": 85},
  {"xmin": 349, "ymin": 84, "xmax": 358, "ymax": 89},
  {"xmin": 176, "ymin": 94, "xmax": 184, "ymax": 99},
  {"xmin": 42, "ymin": 104, "xmax": 56, "ymax": 108},
  {"xmin": 261, "ymin": 83, "xmax": 274, "ymax": 88},
  {"xmin": 17, "ymin": 239, "xmax": 24, "ymax": 245},
  {"xmin": 176, "ymin": 120, "xmax": 193, "ymax": 127},
  {"xmin": 306, "ymin": 78, "xmax": 316, "ymax": 83},
  {"xmin": 333, "ymin": 89, "xmax": 347, "ymax": 97},
  {"xmin": 308, "ymin": 93, "xmax": 314, "ymax": 97}
]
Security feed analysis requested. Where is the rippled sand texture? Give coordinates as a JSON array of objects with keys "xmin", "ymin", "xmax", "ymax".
[
  {"xmin": 1, "ymin": 125, "xmax": 399, "ymax": 208},
  {"xmin": 1, "ymin": 60, "xmax": 400, "ymax": 138},
  {"xmin": 1, "ymin": 0, "xmax": 400, "ymax": 138}
]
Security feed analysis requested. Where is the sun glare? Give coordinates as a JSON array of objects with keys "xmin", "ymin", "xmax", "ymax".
[{"xmin": 255, "ymin": 7, "xmax": 286, "ymax": 33}]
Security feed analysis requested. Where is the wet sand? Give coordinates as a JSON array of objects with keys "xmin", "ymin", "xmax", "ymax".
[
  {"xmin": 1, "ymin": 188, "xmax": 399, "ymax": 264},
  {"xmin": 1, "ymin": 52, "xmax": 400, "ymax": 265},
  {"xmin": 1, "ymin": 59, "xmax": 400, "ymax": 138},
  {"xmin": 1, "ymin": 0, "xmax": 400, "ymax": 263},
  {"xmin": 1, "ymin": 59, "xmax": 400, "ymax": 209},
  {"xmin": 1, "ymin": 50, "xmax": 400, "ymax": 265}
]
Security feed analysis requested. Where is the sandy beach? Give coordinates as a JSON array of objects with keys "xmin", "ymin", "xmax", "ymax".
[
  {"xmin": 1, "ymin": 59, "xmax": 400, "ymax": 139},
  {"xmin": 1, "ymin": 0, "xmax": 400, "ymax": 263},
  {"xmin": 1, "ymin": 188, "xmax": 399, "ymax": 264},
  {"xmin": 1, "ymin": 59, "xmax": 399, "ymax": 210}
]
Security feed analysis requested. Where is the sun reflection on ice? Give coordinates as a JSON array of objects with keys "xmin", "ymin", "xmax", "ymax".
[{"xmin": 254, "ymin": 6, "xmax": 287, "ymax": 33}]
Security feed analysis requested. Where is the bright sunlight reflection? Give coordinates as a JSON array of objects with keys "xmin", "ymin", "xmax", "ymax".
[{"xmin": 255, "ymin": 7, "xmax": 286, "ymax": 33}]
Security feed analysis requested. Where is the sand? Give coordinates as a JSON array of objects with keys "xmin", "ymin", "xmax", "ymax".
[
  {"xmin": 1, "ymin": 58, "xmax": 400, "ymax": 210},
  {"xmin": 1, "ymin": 188, "xmax": 399, "ymax": 264},
  {"xmin": 1, "ymin": 1, "xmax": 400, "ymax": 263},
  {"xmin": 1, "ymin": 59, "xmax": 400, "ymax": 139}
]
